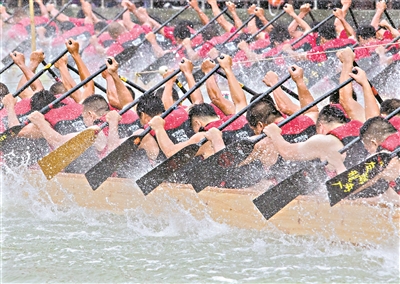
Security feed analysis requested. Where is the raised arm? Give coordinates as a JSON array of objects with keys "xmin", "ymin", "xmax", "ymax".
[
  {"xmin": 105, "ymin": 110, "xmax": 122, "ymax": 153},
  {"xmin": 35, "ymin": 0, "xmax": 49, "ymax": 18},
  {"xmin": 284, "ymin": 4, "xmax": 311, "ymax": 36},
  {"xmin": 53, "ymin": 54, "xmax": 83, "ymax": 103},
  {"xmin": 145, "ymin": 32, "xmax": 166, "ymax": 58},
  {"xmin": 149, "ymin": 116, "xmax": 206, "ymax": 158},
  {"xmin": 349, "ymin": 67, "xmax": 380, "ymax": 120},
  {"xmin": 246, "ymin": 5, "xmax": 258, "ymax": 35},
  {"xmin": 121, "ymin": 0, "xmax": 136, "ymax": 31},
  {"xmin": 218, "ymin": 55, "xmax": 247, "ymax": 113},
  {"xmin": 263, "ymin": 71, "xmax": 299, "ymax": 116},
  {"xmin": 337, "ymin": 48, "xmax": 365, "ymax": 122},
  {"xmin": 226, "ymin": 1, "xmax": 243, "ymax": 29},
  {"xmin": 288, "ymin": 4, "xmax": 311, "ymax": 38},
  {"xmin": 160, "ymin": 69, "xmax": 178, "ymax": 110},
  {"xmin": 333, "ymin": 7, "xmax": 356, "ymax": 39},
  {"xmin": 180, "ymin": 59, "xmax": 204, "ymax": 104},
  {"xmin": 2, "ymin": 94, "xmax": 20, "ymax": 128},
  {"xmin": 289, "ymin": 65, "xmax": 319, "ymax": 121},
  {"xmin": 182, "ymin": 38, "xmax": 201, "ymax": 61},
  {"xmin": 379, "ymin": 19, "xmax": 400, "ymax": 38},
  {"xmin": 208, "ymin": 0, "xmax": 234, "ymax": 33},
  {"xmin": 371, "ymin": 0, "xmax": 386, "ymax": 38},
  {"xmin": 201, "ymin": 59, "xmax": 235, "ymax": 115},
  {"xmin": 101, "ymin": 70, "xmax": 120, "ymax": 109},
  {"xmin": 66, "ymin": 39, "xmax": 95, "ymax": 102},
  {"xmin": 106, "ymin": 57, "xmax": 134, "ymax": 108},
  {"xmin": 11, "ymin": 51, "xmax": 44, "ymax": 98},
  {"xmin": 189, "ymin": 0, "xmax": 209, "ymax": 25}
]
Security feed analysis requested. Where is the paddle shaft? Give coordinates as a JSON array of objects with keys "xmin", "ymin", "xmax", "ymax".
[
  {"xmin": 0, "ymin": 61, "xmax": 14, "ymax": 75},
  {"xmin": 384, "ymin": 10, "xmax": 396, "ymax": 29},
  {"xmin": 308, "ymin": 11, "xmax": 316, "ymax": 22},
  {"xmin": 97, "ymin": 68, "xmax": 182, "ymax": 131},
  {"xmin": 119, "ymin": 75, "xmax": 147, "ymax": 93},
  {"xmin": 196, "ymin": 72, "xmax": 293, "ymax": 147},
  {"xmin": 67, "ymin": 63, "xmax": 107, "ymax": 93},
  {"xmin": 11, "ymin": 48, "xmax": 69, "ymax": 98},
  {"xmin": 79, "ymin": 8, "xmax": 129, "ymax": 55},
  {"xmin": 92, "ymin": 9, "xmax": 108, "ymax": 21},
  {"xmin": 248, "ymin": 10, "xmax": 286, "ymax": 42},
  {"xmin": 215, "ymin": 69, "xmax": 298, "ymax": 100},
  {"xmin": 348, "ymin": 8, "xmax": 358, "ymax": 29},
  {"xmin": 253, "ymin": 76, "xmax": 355, "ymax": 144},
  {"xmin": 290, "ymin": 13, "xmax": 335, "ymax": 47},
  {"xmin": 173, "ymin": 7, "xmax": 228, "ymax": 55},
  {"xmin": 42, "ymin": 60, "xmax": 61, "ymax": 82},
  {"xmin": 338, "ymin": 106, "xmax": 400, "ymax": 155},
  {"xmin": 129, "ymin": 4, "xmax": 190, "ymax": 51},
  {"xmin": 44, "ymin": 0, "xmax": 74, "ymax": 29},
  {"xmin": 124, "ymin": 65, "xmax": 220, "ymax": 140},
  {"xmin": 222, "ymin": 14, "xmax": 256, "ymax": 45}
]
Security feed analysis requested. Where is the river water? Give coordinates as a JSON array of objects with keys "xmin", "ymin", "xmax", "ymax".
[{"xmin": 1, "ymin": 166, "xmax": 399, "ymax": 283}]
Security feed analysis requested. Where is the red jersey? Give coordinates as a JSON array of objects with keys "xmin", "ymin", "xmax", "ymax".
[
  {"xmin": 307, "ymin": 38, "xmax": 356, "ymax": 62},
  {"xmin": 106, "ymin": 25, "xmax": 145, "ymax": 57}
]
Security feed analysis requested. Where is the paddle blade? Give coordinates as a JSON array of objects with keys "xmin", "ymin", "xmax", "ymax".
[
  {"xmin": 136, "ymin": 144, "xmax": 200, "ymax": 195},
  {"xmin": 189, "ymin": 139, "xmax": 257, "ymax": 193},
  {"xmin": 253, "ymin": 165, "xmax": 326, "ymax": 220},
  {"xmin": 0, "ymin": 125, "xmax": 24, "ymax": 149},
  {"xmin": 326, "ymin": 151, "xmax": 392, "ymax": 206},
  {"xmin": 38, "ymin": 128, "xmax": 98, "ymax": 180},
  {"xmin": 85, "ymin": 136, "xmax": 140, "ymax": 190}
]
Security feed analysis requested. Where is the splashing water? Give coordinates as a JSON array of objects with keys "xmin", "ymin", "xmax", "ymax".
[{"xmin": 1, "ymin": 167, "xmax": 399, "ymax": 283}]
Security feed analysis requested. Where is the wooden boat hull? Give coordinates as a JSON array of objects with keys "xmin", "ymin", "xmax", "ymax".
[{"xmin": 21, "ymin": 171, "xmax": 400, "ymax": 245}]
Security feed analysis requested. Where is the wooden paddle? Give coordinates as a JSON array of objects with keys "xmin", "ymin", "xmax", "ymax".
[
  {"xmin": 189, "ymin": 72, "xmax": 357, "ymax": 194},
  {"xmin": 252, "ymin": 75, "xmax": 358, "ymax": 220},
  {"xmin": 326, "ymin": 106, "xmax": 400, "ymax": 206},
  {"xmin": 138, "ymin": 7, "xmax": 229, "ymax": 84},
  {"xmin": 1, "ymin": 0, "xmax": 74, "ymax": 66},
  {"xmin": 0, "ymin": 64, "xmax": 101, "ymax": 148},
  {"xmin": 85, "ymin": 62, "xmax": 221, "ymax": 190},
  {"xmin": 256, "ymin": 103, "xmax": 400, "ymax": 219},
  {"xmin": 135, "ymin": 69, "xmax": 294, "ymax": 195},
  {"xmin": 37, "ymin": 44, "xmax": 144, "ymax": 180}
]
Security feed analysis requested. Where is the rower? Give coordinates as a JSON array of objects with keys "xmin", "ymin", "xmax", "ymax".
[
  {"xmin": 380, "ymin": 99, "xmax": 400, "ymax": 130},
  {"xmin": 355, "ymin": 117, "xmax": 400, "ymax": 202}
]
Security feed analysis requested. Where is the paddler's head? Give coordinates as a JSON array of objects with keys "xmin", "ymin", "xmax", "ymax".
[
  {"xmin": 136, "ymin": 93, "xmax": 165, "ymax": 126},
  {"xmin": 360, "ymin": 116, "xmax": 398, "ymax": 154},
  {"xmin": 356, "ymin": 25, "xmax": 377, "ymax": 44},
  {"xmin": 173, "ymin": 21, "xmax": 193, "ymax": 44},
  {"xmin": 108, "ymin": 22, "xmax": 126, "ymax": 40},
  {"xmin": 246, "ymin": 97, "xmax": 281, "ymax": 135},
  {"xmin": 380, "ymin": 99, "xmax": 400, "ymax": 118},
  {"xmin": 316, "ymin": 104, "xmax": 350, "ymax": 135},
  {"xmin": 82, "ymin": 94, "xmax": 110, "ymax": 127},
  {"xmin": 0, "ymin": 82, "xmax": 9, "ymax": 106},
  {"xmin": 188, "ymin": 103, "xmax": 219, "ymax": 133}
]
